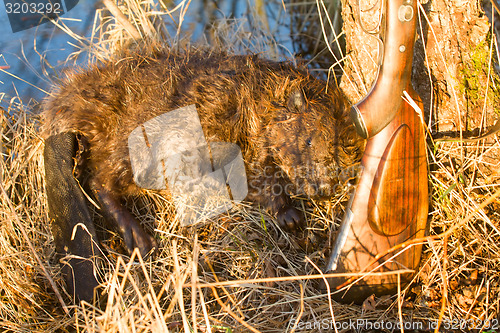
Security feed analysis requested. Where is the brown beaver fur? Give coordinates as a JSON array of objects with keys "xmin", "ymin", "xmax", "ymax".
[{"xmin": 41, "ymin": 46, "xmax": 364, "ymax": 301}]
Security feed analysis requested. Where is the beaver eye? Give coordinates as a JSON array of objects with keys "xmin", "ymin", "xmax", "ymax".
[{"xmin": 306, "ymin": 138, "xmax": 312, "ymax": 147}]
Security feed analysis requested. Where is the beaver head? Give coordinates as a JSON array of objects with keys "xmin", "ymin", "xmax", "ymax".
[{"xmin": 265, "ymin": 89, "xmax": 364, "ymax": 199}]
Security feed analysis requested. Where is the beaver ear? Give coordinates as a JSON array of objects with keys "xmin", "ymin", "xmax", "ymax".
[{"xmin": 287, "ymin": 90, "xmax": 306, "ymax": 113}]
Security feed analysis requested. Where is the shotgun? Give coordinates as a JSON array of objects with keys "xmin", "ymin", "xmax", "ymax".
[{"xmin": 325, "ymin": 0, "xmax": 429, "ymax": 303}]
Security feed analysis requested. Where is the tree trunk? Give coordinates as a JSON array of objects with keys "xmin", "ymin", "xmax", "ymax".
[{"xmin": 340, "ymin": 0, "xmax": 498, "ymax": 137}]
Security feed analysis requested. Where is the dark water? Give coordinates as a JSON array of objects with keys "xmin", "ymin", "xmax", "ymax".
[
  {"xmin": 0, "ymin": 0, "xmax": 99, "ymax": 102},
  {"xmin": 0, "ymin": 0, "xmax": 343, "ymax": 107},
  {"xmin": 0, "ymin": 0, "xmax": 298, "ymax": 104}
]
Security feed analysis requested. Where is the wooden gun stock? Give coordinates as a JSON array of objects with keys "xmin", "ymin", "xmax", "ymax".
[{"xmin": 325, "ymin": 0, "xmax": 429, "ymax": 303}]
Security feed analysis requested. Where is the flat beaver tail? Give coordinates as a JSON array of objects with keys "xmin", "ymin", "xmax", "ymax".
[{"xmin": 44, "ymin": 132, "xmax": 101, "ymax": 302}]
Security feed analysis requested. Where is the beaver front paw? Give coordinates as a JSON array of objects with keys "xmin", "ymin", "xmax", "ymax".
[
  {"xmin": 121, "ymin": 217, "xmax": 156, "ymax": 257},
  {"xmin": 277, "ymin": 206, "xmax": 304, "ymax": 231},
  {"xmin": 89, "ymin": 178, "xmax": 156, "ymax": 258}
]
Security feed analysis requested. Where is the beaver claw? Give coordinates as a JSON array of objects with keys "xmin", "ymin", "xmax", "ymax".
[
  {"xmin": 277, "ymin": 206, "xmax": 304, "ymax": 231},
  {"xmin": 120, "ymin": 214, "xmax": 156, "ymax": 257}
]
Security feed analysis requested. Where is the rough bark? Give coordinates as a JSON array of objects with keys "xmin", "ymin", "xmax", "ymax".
[
  {"xmin": 340, "ymin": 0, "xmax": 500, "ymax": 174},
  {"xmin": 340, "ymin": 0, "xmax": 497, "ymax": 133}
]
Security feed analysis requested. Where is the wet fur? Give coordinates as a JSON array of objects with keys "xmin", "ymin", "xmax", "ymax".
[
  {"xmin": 43, "ymin": 47, "xmax": 362, "ymax": 207},
  {"xmin": 42, "ymin": 46, "xmax": 363, "ymax": 300}
]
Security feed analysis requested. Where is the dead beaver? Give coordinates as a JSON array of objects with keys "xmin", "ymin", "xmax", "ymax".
[{"xmin": 41, "ymin": 47, "xmax": 364, "ymax": 301}]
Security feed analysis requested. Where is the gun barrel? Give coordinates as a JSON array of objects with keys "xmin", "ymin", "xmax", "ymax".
[{"xmin": 326, "ymin": 191, "xmax": 355, "ymax": 272}]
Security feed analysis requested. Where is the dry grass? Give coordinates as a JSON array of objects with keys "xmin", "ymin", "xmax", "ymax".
[{"xmin": 1, "ymin": 0, "xmax": 499, "ymax": 332}]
